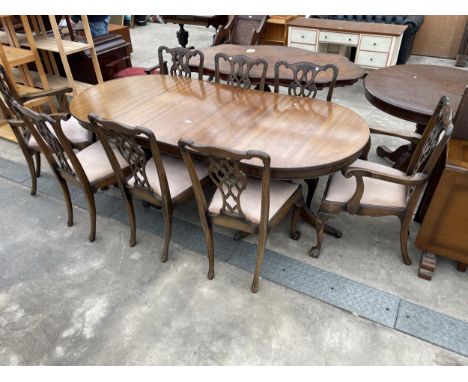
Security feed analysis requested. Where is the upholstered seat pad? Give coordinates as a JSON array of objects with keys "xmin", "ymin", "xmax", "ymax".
[
  {"xmin": 130, "ymin": 154, "xmax": 208, "ymax": 199},
  {"xmin": 208, "ymin": 178, "xmax": 299, "ymax": 224},
  {"xmin": 324, "ymin": 159, "xmax": 407, "ymax": 209},
  {"xmin": 72, "ymin": 141, "xmax": 129, "ymax": 185},
  {"xmin": 28, "ymin": 116, "xmax": 92, "ymax": 150}
]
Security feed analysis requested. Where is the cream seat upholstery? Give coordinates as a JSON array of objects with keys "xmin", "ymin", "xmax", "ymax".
[
  {"xmin": 28, "ymin": 116, "xmax": 92, "ymax": 150},
  {"xmin": 72, "ymin": 141, "xmax": 129, "ymax": 185},
  {"xmin": 130, "ymin": 154, "xmax": 208, "ymax": 198},
  {"xmin": 323, "ymin": 159, "xmax": 407, "ymax": 209},
  {"xmin": 209, "ymin": 178, "xmax": 299, "ymax": 224}
]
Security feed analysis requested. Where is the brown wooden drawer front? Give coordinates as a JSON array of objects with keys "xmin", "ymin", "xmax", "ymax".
[{"xmin": 416, "ymin": 166, "xmax": 468, "ymax": 263}]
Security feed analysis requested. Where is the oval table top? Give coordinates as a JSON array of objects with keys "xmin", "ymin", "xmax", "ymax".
[
  {"xmin": 364, "ymin": 64, "xmax": 468, "ymax": 125},
  {"xmin": 190, "ymin": 44, "xmax": 366, "ymax": 87},
  {"xmin": 70, "ymin": 75, "xmax": 369, "ymax": 179}
]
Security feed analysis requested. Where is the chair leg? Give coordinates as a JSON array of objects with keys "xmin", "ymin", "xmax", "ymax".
[
  {"xmin": 123, "ymin": 192, "xmax": 136, "ymax": 247},
  {"xmin": 290, "ymin": 197, "xmax": 304, "ymax": 240},
  {"xmin": 24, "ymin": 151, "xmax": 37, "ymax": 195},
  {"xmin": 57, "ymin": 177, "xmax": 73, "ymax": 227},
  {"xmin": 251, "ymin": 227, "xmax": 268, "ymax": 293},
  {"xmin": 305, "ymin": 178, "xmax": 319, "ymax": 208},
  {"xmin": 84, "ymin": 190, "xmax": 96, "ymax": 242},
  {"xmin": 160, "ymin": 201, "xmax": 173, "ymax": 263},
  {"xmin": 399, "ymin": 217, "xmax": 412, "ymax": 265},
  {"xmin": 34, "ymin": 152, "xmax": 41, "ymax": 177},
  {"xmin": 310, "ymin": 213, "xmax": 333, "ymax": 258},
  {"xmin": 204, "ymin": 221, "xmax": 215, "ymax": 280}
]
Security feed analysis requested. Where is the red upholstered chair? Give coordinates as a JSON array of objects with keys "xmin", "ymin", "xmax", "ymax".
[{"xmin": 106, "ymin": 55, "xmax": 167, "ymax": 79}]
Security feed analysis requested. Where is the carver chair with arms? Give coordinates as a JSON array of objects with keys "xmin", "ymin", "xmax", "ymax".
[
  {"xmin": 89, "ymin": 114, "xmax": 209, "ymax": 262},
  {"xmin": 179, "ymin": 139, "xmax": 305, "ymax": 293},
  {"xmin": 273, "ymin": 60, "xmax": 339, "ymax": 207},
  {"xmin": 311, "ymin": 96, "xmax": 453, "ymax": 265},
  {"xmin": 0, "ymin": 64, "xmax": 92, "ymax": 195},
  {"xmin": 213, "ymin": 15, "xmax": 268, "ymax": 46},
  {"xmin": 214, "ymin": 53, "xmax": 268, "ymax": 91},
  {"xmin": 11, "ymin": 100, "xmax": 129, "ymax": 242}
]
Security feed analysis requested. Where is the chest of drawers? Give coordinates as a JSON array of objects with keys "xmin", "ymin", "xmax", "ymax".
[{"xmin": 287, "ymin": 18, "xmax": 407, "ymax": 69}]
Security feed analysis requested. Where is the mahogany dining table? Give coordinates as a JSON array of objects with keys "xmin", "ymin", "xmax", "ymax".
[
  {"xmin": 189, "ymin": 44, "xmax": 366, "ymax": 88},
  {"xmin": 69, "ymin": 75, "xmax": 370, "ymax": 244}
]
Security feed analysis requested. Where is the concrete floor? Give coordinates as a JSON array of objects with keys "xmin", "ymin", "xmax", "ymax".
[{"xmin": 0, "ymin": 21, "xmax": 467, "ymax": 365}]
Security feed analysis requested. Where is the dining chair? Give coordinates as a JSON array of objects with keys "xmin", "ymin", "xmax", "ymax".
[
  {"xmin": 214, "ymin": 53, "xmax": 268, "ymax": 91},
  {"xmin": 89, "ymin": 114, "xmax": 210, "ymax": 262},
  {"xmin": 273, "ymin": 60, "xmax": 339, "ymax": 208},
  {"xmin": 11, "ymin": 100, "xmax": 129, "ymax": 242},
  {"xmin": 311, "ymin": 96, "xmax": 453, "ymax": 265},
  {"xmin": 213, "ymin": 15, "xmax": 268, "ymax": 46},
  {"xmin": 157, "ymin": 46, "xmax": 204, "ymax": 80},
  {"xmin": 0, "ymin": 64, "xmax": 92, "ymax": 195},
  {"xmin": 179, "ymin": 139, "xmax": 305, "ymax": 293}
]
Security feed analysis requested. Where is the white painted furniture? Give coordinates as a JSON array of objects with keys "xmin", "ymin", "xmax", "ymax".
[{"xmin": 287, "ymin": 17, "xmax": 407, "ymax": 69}]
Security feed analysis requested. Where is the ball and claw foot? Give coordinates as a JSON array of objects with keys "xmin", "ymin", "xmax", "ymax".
[
  {"xmin": 290, "ymin": 230, "xmax": 301, "ymax": 241},
  {"xmin": 309, "ymin": 246, "xmax": 321, "ymax": 258},
  {"xmin": 207, "ymin": 270, "xmax": 214, "ymax": 280}
]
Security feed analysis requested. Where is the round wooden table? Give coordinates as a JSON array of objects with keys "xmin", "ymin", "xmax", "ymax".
[
  {"xmin": 191, "ymin": 44, "xmax": 366, "ymax": 88},
  {"xmin": 70, "ymin": 75, "xmax": 369, "ymax": 180},
  {"xmin": 364, "ymin": 64, "xmax": 468, "ymax": 125}
]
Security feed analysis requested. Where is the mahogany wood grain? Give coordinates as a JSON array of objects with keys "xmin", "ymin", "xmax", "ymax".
[
  {"xmin": 364, "ymin": 65, "xmax": 468, "ymax": 125},
  {"xmin": 289, "ymin": 17, "xmax": 407, "ymax": 37},
  {"xmin": 69, "ymin": 75, "xmax": 369, "ymax": 180},
  {"xmin": 190, "ymin": 44, "xmax": 365, "ymax": 87}
]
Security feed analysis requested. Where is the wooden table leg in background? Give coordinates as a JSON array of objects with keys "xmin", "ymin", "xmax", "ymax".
[{"xmin": 418, "ymin": 251, "xmax": 437, "ymax": 281}]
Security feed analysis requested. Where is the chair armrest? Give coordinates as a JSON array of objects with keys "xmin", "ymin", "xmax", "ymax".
[
  {"xmin": 20, "ymin": 86, "xmax": 73, "ymax": 113},
  {"xmin": 369, "ymin": 125, "xmax": 421, "ymax": 144},
  {"xmin": 342, "ymin": 164, "xmax": 427, "ymax": 213},
  {"xmin": 343, "ymin": 166, "xmax": 427, "ymax": 185},
  {"xmin": 19, "ymin": 86, "xmax": 73, "ymax": 102}
]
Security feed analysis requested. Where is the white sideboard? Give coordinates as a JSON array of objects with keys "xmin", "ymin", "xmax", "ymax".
[{"xmin": 287, "ymin": 18, "xmax": 407, "ymax": 69}]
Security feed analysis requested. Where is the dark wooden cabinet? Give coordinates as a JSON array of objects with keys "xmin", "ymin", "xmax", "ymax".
[{"xmin": 416, "ymin": 89, "xmax": 468, "ymax": 279}]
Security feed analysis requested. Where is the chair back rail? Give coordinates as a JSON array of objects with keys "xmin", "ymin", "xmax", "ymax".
[
  {"xmin": 214, "ymin": 53, "xmax": 267, "ymax": 91},
  {"xmin": 157, "ymin": 46, "xmax": 204, "ymax": 80},
  {"xmin": 178, "ymin": 139, "xmax": 271, "ymax": 226},
  {"xmin": 273, "ymin": 61, "xmax": 339, "ymax": 101},
  {"xmin": 89, "ymin": 113, "xmax": 171, "ymax": 202}
]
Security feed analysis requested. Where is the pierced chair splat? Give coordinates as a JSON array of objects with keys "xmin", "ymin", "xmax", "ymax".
[
  {"xmin": 0, "ymin": 64, "xmax": 92, "ymax": 195},
  {"xmin": 273, "ymin": 60, "xmax": 339, "ymax": 208},
  {"xmin": 89, "ymin": 114, "xmax": 209, "ymax": 262},
  {"xmin": 158, "ymin": 46, "xmax": 205, "ymax": 80},
  {"xmin": 179, "ymin": 139, "xmax": 305, "ymax": 293},
  {"xmin": 11, "ymin": 100, "xmax": 129, "ymax": 242},
  {"xmin": 311, "ymin": 96, "xmax": 453, "ymax": 265},
  {"xmin": 214, "ymin": 53, "xmax": 268, "ymax": 91}
]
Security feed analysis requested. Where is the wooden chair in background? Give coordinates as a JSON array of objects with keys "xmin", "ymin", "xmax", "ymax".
[
  {"xmin": 89, "ymin": 114, "xmax": 209, "ymax": 262},
  {"xmin": 214, "ymin": 53, "xmax": 268, "ymax": 91},
  {"xmin": 179, "ymin": 139, "xmax": 304, "ymax": 293},
  {"xmin": 11, "ymin": 100, "xmax": 129, "ymax": 242},
  {"xmin": 273, "ymin": 61, "xmax": 339, "ymax": 208},
  {"xmin": 213, "ymin": 15, "xmax": 268, "ymax": 46},
  {"xmin": 310, "ymin": 97, "xmax": 453, "ymax": 265},
  {"xmin": 0, "ymin": 64, "xmax": 92, "ymax": 195},
  {"xmin": 157, "ymin": 46, "xmax": 204, "ymax": 80}
]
